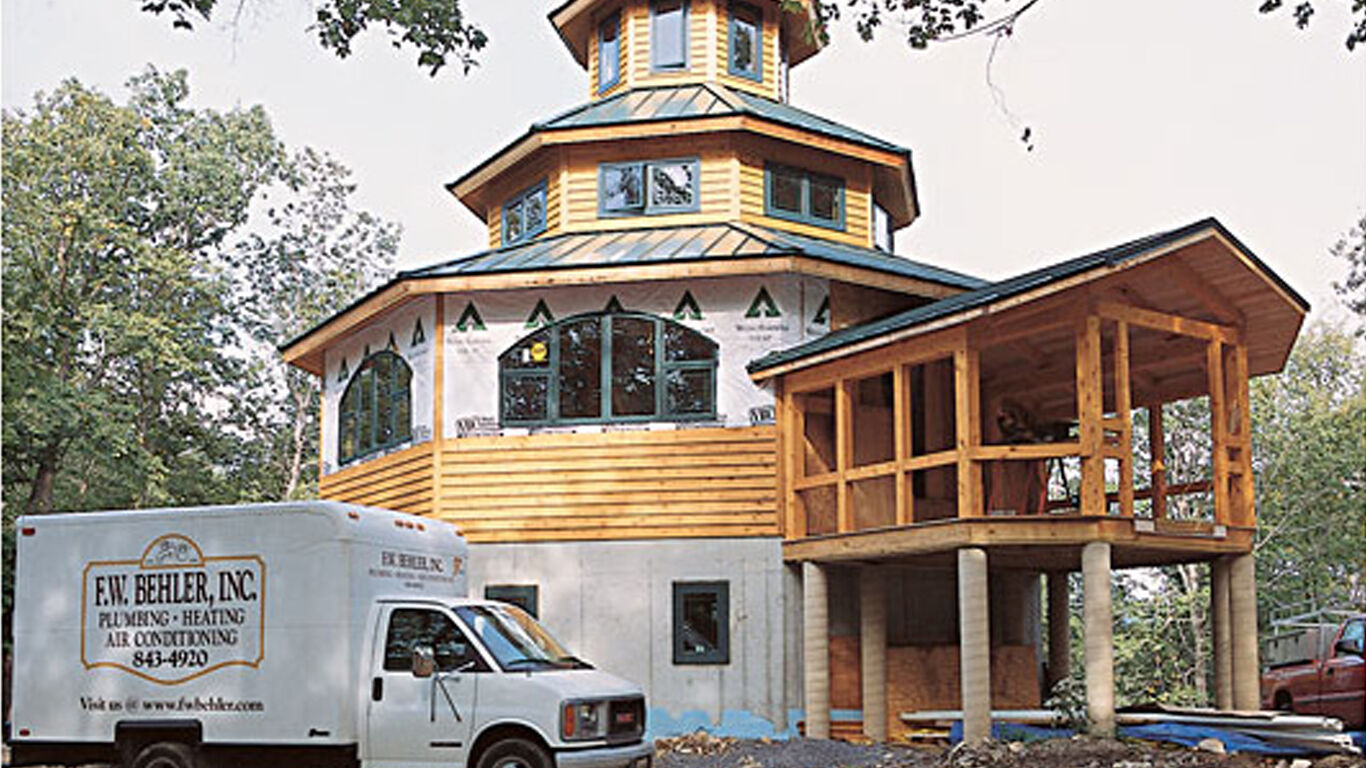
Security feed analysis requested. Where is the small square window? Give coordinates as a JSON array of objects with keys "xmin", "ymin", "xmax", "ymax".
[
  {"xmin": 673, "ymin": 581, "xmax": 729, "ymax": 664},
  {"xmin": 652, "ymin": 0, "xmax": 688, "ymax": 71},
  {"xmin": 484, "ymin": 584, "xmax": 539, "ymax": 618},
  {"xmin": 502, "ymin": 181, "xmax": 548, "ymax": 245},
  {"xmin": 729, "ymin": 3, "xmax": 762, "ymax": 81},
  {"xmin": 599, "ymin": 14, "xmax": 621, "ymax": 93}
]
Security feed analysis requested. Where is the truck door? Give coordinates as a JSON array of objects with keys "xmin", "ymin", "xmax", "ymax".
[
  {"xmin": 1319, "ymin": 618, "xmax": 1365, "ymax": 727},
  {"xmin": 366, "ymin": 606, "xmax": 484, "ymax": 766}
]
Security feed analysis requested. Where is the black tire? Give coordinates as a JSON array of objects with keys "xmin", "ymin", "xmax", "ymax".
[
  {"xmin": 475, "ymin": 737, "xmax": 551, "ymax": 768},
  {"xmin": 130, "ymin": 741, "xmax": 197, "ymax": 768}
]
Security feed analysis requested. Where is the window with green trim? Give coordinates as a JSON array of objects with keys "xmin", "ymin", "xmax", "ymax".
[
  {"xmin": 502, "ymin": 181, "xmax": 547, "ymax": 245},
  {"xmin": 598, "ymin": 13, "xmax": 621, "ymax": 92},
  {"xmin": 499, "ymin": 311, "xmax": 717, "ymax": 427},
  {"xmin": 673, "ymin": 581, "xmax": 729, "ymax": 665},
  {"xmin": 338, "ymin": 350, "xmax": 413, "ymax": 465},
  {"xmin": 651, "ymin": 0, "xmax": 688, "ymax": 71},
  {"xmin": 728, "ymin": 3, "xmax": 762, "ymax": 81},
  {"xmin": 764, "ymin": 164, "xmax": 844, "ymax": 230},
  {"xmin": 599, "ymin": 158, "xmax": 700, "ymax": 216}
]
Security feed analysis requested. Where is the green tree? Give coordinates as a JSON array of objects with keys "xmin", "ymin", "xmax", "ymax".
[
  {"xmin": 138, "ymin": 0, "xmax": 487, "ymax": 75},
  {"xmin": 1331, "ymin": 215, "xmax": 1366, "ymax": 331}
]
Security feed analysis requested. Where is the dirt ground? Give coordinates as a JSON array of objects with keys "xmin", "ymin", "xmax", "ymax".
[{"xmin": 653, "ymin": 733, "xmax": 1366, "ymax": 768}]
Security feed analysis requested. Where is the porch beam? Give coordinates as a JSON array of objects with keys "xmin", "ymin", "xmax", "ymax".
[
  {"xmin": 1076, "ymin": 315, "xmax": 1106, "ymax": 516},
  {"xmin": 1096, "ymin": 301, "xmax": 1239, "ymax": 345}
]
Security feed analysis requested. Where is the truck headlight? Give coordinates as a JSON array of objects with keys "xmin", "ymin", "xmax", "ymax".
[{"xmin": 561, "ymin": 700, "xmax": 607, "ymax": 741}]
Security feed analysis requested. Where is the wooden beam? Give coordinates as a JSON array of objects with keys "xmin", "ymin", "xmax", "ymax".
[
  {"xmin": 837, "ymin": 379, "xmax": 854, "ymax": 532},
  {"xmin": 972, "ymin": 443, "xmax": 1082, "ymax": 461},
  {"xmin": 1150, "ymin": 404, "xmax": 1167, "ymax": 519},
  {"xmin": 1076, "ymin": 314, "xmax": 1106, "ymax": 516},
  {"xmin": 894, "ymin": 364, "xmax": 913, "ymax": 525},
  {"xmin": 1231, "ymin": 344, "xmax": 1255, "ymax": 528},
  {"xmin": 955, "ymin": 339, "xmax": 983, "ymax": 519},
  {"xmin": 1095, "ymin": 301, "xmax": 1240, "ymax": 345},
  {"xmin": 1206, "ymin": 341, "xmax": 1230, "ymax": 526},
  {"xmin": 1115, "ymin": 321, "xmax": 1134, "ymax": 518},
  {"xmin": 1161, "ymin": 260, "xmax": 1245, "ymax": 327}
]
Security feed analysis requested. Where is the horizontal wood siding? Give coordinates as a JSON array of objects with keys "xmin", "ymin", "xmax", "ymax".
[
  {"xmin": 319, "ymin": 444, "xmax": 435, "ymax": 516},
  {"xmin": 738, "ymin": 136, "xmax": 873, "ymax": 247},
  {"xmin": 436, "ymin": 426, "xmax": 778, "ymax": 542},
  {"xmin": 562, "ymin": 137, "xmax": 732, "ymax": 231},
  {"xmin": 626, "ymin": 0, "xmax": 714, "ymax": 89},
  {"xmin": 485, "ymin": 151, "xmax": 563, "ymax": 249}
]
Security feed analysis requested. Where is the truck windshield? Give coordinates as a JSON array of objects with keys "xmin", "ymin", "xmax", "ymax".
[{"xmin": 455, "ymin": 604, "xmax": 592, "ymax": 672}]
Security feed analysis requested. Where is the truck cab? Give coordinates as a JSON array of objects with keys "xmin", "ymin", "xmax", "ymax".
[
  {"xmin": 1262, "ymin": 615, "xmax": 1365, "ymax": 730},
  {"xmin": 365, "ymin": 598, "xmax": 651, "ymax": 768}
]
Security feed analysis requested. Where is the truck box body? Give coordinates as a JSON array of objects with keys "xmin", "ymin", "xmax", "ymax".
[{"xmin": 11, "ymin": 502, "xmax": 468, "ymax": 750}]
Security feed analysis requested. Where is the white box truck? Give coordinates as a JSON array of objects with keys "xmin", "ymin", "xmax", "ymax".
[{"xmin": 10, "ymin": 501, "xmax": 652, "ymax": 768}]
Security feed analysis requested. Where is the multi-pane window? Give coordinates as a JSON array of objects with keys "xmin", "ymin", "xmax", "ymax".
[
  {"xmin": 598, "ymin": 13, "xmax": 621, "ymax": 93},
  {"xmin": 502, "ymin": 181, "xmax": 547, "ymax": 245},
  {"xmin": 599, "ymin": 158, "xmax": 700, "ymax": 216},
  {"xmin": 499, "ymin": 311, "xmax": 717, "ymax": 426},
  {"xmin": 651, "ymin": 0, "xmax": 688, "ymax": 70},
  {"xmin": 728, "ymin": 3, "xmax": 762, "ymax": 81},
  {"xmin": 338, "ymin": 350, "xmax": 412, "ymax": 465},
  {"xmin": 764, "ymin": 164, "xmax": 844, "ymax": 230},
  {"xmin": 673, "ymin": 581, "xmax": 729, "ymax": 665}
]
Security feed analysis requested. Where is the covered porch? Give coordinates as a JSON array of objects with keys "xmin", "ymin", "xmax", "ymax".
[{"xmin": 748, "ymin": 219, "xmax": 1307, "ymax": 742}]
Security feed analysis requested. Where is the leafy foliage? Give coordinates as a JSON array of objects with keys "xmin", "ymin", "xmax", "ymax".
[
  {"xmin": 137, "ymin": 0, "xmax": 488, "ymax": 75},
  {"xmin": 815, "ymin": 0, "xmax": 1366, "ymax": 52},
  {"xmin": 1331, "ymin": 215, "xmax": 1366, "ymax": 331}
]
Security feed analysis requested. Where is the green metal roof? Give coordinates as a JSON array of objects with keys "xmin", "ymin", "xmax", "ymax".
[
  {"xmin": 746, "ymin": 217, "xmax": 1311, "ymax": 376},
  {"xmin": 535, "ymin": 83, "xmax": 908, "ymax": 155},
  {"xmin": 405, "ymin": 221, "xmax": 985, "ymax": 288}
]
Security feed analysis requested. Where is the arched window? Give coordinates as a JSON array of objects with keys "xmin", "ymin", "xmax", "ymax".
[
  {"xmin": 338, "ymin": 350, "xmax": 413, "ymax": 464},
  {"xmin": 499, "ymin": 311, "xmax": 718, "ymax": 426}
]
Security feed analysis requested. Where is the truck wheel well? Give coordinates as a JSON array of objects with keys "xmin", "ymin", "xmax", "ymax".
[
  {"xmin": 115, "ymin": 721, "xmax": 202, "ymax": 765},
  {"xmin": 469, "ymin": 724, "xmax": 551, "ymax": 768}
]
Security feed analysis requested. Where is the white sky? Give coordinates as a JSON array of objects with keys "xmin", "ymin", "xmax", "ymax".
[{"xmin": 4, "ymin": 0, "xmax": 1364, "ymax": 318}]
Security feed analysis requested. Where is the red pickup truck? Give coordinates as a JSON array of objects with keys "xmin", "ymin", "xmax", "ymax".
[{"xmin": 1261, "ymin": 614, "xmax": 1365, "ymax": 729}]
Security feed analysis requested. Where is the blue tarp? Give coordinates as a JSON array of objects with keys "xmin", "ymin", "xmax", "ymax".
[{"xmin": 948, "ymin": 721, "xmax": 1353, "ymax": 756}]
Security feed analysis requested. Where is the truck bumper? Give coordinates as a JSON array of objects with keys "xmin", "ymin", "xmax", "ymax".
[{"xmin": 555, "ymin": 740, "xmax": 653, "ymax": 768}]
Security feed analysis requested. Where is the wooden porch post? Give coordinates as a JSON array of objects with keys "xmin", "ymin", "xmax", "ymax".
[
  {"xmin": 1115, "ymin": 321, "xmax": 1134, "ymax": 517},
  {"xmin": 1076, "ymin": 315, "xmax": 1105, "ymax": 516},
  {"xmin": 1149, "ymin": 404, "xmax": 1168, "ymax": 520},
  {"xmin": 955, "ymin": 339, "xmax": 982, "ymax": 519},
  {"xmin": 1207, "ymin": 341, "xmax": 1230, "ymax": 526}
]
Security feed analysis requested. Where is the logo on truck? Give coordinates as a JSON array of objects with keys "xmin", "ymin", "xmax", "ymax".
[{"xmin": 82, "ymin": 534, "xmax": 265, "ymax": 685}]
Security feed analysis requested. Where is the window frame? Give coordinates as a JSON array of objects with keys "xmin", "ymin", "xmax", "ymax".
[
  {"xmin": 650, "ymin": 0, "xmax": 690, "ymax": 72},
  {"xmin": 672, "ymin": 581, "xmax": 730, "ymax": 665},
  {"xmin": 763, "ymin": 163, "xmax": 845, "ymax": 231},
  {"xmin": 598, "ymin": 157, "xmax": 701, "ymax": 217},
  {"xmin": 338, "ymin": 349, "xmax": 413, "ymax": 466},
  {"xmin": 598, "ymin": 12, "xmax": 622, "ymax": 93},
  {"xmin": 727, "ymin": 2, "xmax": 763, "ymax": 82},
  {"xmin": 501, "ymin": 180, "xmax": 548, "ymax": 246},
  {"xmin": 498, "ymin": 310, "xmax": 718, "ymax": 428},
  {"xmin": 873, "ymin": 200, "xmax": 893, "ymax": 252}
]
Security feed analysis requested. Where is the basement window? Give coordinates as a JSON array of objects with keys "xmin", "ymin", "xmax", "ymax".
[
  {"xmin": 502, "ymin": 180, "xmax": 547, "ymax": 245},
  {"xmin": 651, "ymin": 0, "xmax": 689, "ymax": 71},
  {"xmin": 673, "ymin": 581, "xmax": 729, "ymax": 664},
  {"xmin": 728, "ymin": 3, "xmax": 762, "ymax": 81},
  {"xmin": 599, "ymin": 158, "xmax": 700, "ymax": 216},
  {"xmin": 485, "ymin": 584, "xmax": 539, "ymax": 618},
  {"xmin": 338, "ymin": 350, "xmax": 412, "ymax": 465},
  {"xmin": 765, "ymin": 164, "xmax": 844, "ymax": 230},
  {"xmin": 598, "ymin": 13, "xmax": 621, "ymax": 93}
]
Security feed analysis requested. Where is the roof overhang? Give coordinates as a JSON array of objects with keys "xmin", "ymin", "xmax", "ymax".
[
  {"xmin": 548, "ymin": 0, "xmax": 825, "ymax": 69},
  {"xmin": 749, "ymin": 219, "xmax": 1308, "ymax": 392},
  {"xmin": 447, "ymin": 115, "xmax": 917, "ymax": 227}
]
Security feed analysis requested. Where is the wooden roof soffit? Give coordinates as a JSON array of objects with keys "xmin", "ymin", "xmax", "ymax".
[
  {"xmin": 447, "ymin": 117, "xmax": 913, "ymax": 221},
  {"xmin": 549, "ymin": 0, "xmax": 825, "ymax": 69},
  {"xmin": 749, "ymin": 226, "xmax": 1306, "ymax": 384},
  {"xmin": 280, "ymin": 254, "xmax": 955, "ymax": 376}
]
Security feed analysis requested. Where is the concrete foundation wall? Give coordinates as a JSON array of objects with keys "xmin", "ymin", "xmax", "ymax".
[{"xmin": 467, "ymin": 537, "xmax": 794, "ymax": 738}]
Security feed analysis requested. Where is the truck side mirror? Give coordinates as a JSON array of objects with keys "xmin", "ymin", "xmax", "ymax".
[{"xmin": 412, "ymin": 645, "xmax": 437, "ymax": 678}]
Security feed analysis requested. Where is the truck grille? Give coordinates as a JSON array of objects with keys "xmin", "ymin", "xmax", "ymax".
[{"xmin": 607, "ymin": 697, "xmax": 645, "ymax": 742}]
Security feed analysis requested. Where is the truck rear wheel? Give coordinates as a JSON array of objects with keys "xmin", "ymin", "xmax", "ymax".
[
  {"xmin": 130, "ymin": 741, "xmax": 197, "ymax": 768},
  {"xmin": 475, "ymin": 737, "xmax": 551, "ymax": 768}
]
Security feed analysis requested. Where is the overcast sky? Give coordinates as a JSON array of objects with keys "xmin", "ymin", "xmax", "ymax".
[{"xmin": 4, "ymin": 0, "xmax": 1364, "ymax": 319}]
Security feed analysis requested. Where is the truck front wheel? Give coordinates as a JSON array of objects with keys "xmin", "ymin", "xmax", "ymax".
[
  {"xmin": 130, "ymin": 741, "xmax": 197, "ymax": 768},
  {"xmin": 475, "ymin": 737, "xmax": 551, "ymax": 768}
]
